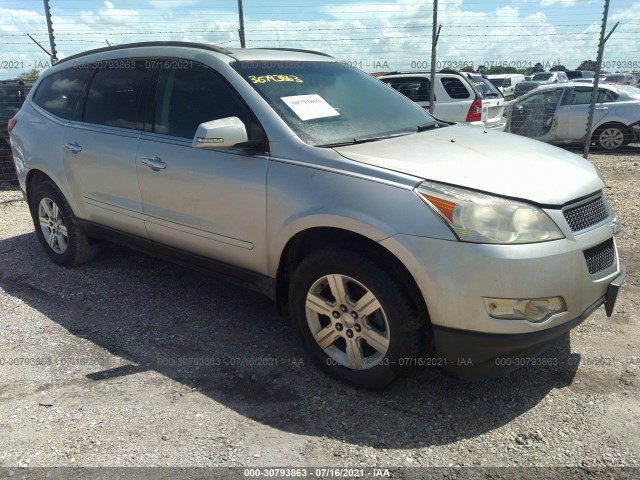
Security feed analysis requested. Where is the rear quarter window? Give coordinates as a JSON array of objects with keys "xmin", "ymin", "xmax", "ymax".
[
  {"xmin": 382, "ymin": 77, "xmax": 431, "ymax": 102},
  {"xmin": 440, "ymin": 77, "xmax": 471, "ymax": 99},
  {"xmin": 33, "ymin": 68, "xmax": 91, "ymax": 120}
]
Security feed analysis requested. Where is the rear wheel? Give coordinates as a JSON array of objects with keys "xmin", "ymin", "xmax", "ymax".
[
  {"xmin": 594, "ymin": 123, "xmax": 630, "ymax": 150},
  {"xmin": 29, "ymin": 180, "xmax": 99, "ymax": 266},
  {"xmin": 289, "ymin": 248, "xmax": 425, "ymax": 389}
]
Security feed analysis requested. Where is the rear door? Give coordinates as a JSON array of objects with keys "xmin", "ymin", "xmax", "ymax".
[
  {"xmin": 63, "ymin": 61, "xmax": 148, "ymax": 237},
  {"xmin": 136, "ymin": 61, "xmax": 269, "ymax": 274},
  {"xmin": 555, "ymin": 87, "xmax": 615, "ymax": 140}
]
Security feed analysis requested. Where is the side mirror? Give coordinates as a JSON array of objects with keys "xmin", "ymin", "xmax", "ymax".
[{"xmin": 192, "ymin": 117, "xmax": 248, "ymax": 149}]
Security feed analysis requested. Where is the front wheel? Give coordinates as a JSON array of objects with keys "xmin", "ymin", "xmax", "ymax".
[
  {"xmin": 29, "ymin": 180, "xmax": 99, "ymax": 266},
  {"xmin": 289, "ymin": 248, "xmax": 425, "ymax": 389}
]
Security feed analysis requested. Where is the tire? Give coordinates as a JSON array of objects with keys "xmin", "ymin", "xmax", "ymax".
[
  {"xmin": 289, "ymin": 248, "xmax": 425, "ymax": 389},
  {"xmin": 29, "ymin": 180, "xmax": 99, "ymax": 266},
  {"xmin": 594, "ymin": 123, "xmax": 630, "ymax": 151}
]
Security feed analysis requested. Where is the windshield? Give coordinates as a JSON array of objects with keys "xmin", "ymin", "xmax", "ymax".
[
  {"xmin": 232, "ymin": 61, "xmax": 437, "ymax": 146},
  {"xmin": 532, "ymin": 73, "xmax": 553, "ymax": 81},
  {"xmin": 605, "ymin": 75, "xmax": 625, "ymax": 82},
  {"xmin": 469, "ymin": 76, "xmax": 501, "ymax": 98},
  {"xmin": 488, "ymin": 77, "xmax": 504, "ymax": 87}
]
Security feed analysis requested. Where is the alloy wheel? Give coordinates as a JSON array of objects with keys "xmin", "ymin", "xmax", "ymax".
[
  {"xmin": 305, "ymin": 274, "xmax": 390, "ymax": 370},
  {"xmin": 38, "ymin": 197, "xmax": 68, "ymax": 254}
]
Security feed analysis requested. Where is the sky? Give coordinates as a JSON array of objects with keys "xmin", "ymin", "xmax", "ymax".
[{"xmin": 0, "ymin": 0, "xmax": 638, "ymax": 78}]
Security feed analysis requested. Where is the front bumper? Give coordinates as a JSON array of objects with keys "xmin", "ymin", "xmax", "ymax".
[{"xmin": 432, "ymin": 264, "xmax": 625, "ymax": 379}]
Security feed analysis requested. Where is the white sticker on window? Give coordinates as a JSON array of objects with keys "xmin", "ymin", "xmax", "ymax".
[{"xmin": 281, "ymin": 94, "xmax": 340, "ymax": 121}]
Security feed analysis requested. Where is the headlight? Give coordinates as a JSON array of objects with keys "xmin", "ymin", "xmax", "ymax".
[{"xmin": 415, "ymin": 181, "xmax": 564, "ymax": 244}]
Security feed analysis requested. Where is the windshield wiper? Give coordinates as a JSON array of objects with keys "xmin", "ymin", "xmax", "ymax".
[
  {"xmin": 316, "ymin": 132, "xmax": 411, "ymax": 148},
  {"xmin": 416, "ymin": 121, "xmax": 449, "ymax": 132}
]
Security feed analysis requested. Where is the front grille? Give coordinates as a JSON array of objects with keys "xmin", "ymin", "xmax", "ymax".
[
  {"xmin": 563, "ymin": 196, "xmax": 610, "ymax": 232},
  {"xmin": 583, "ymin": 238, "xmax": 615, "ymax": 275}
]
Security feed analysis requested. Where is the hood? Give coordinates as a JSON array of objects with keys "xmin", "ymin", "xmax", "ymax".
[{"xmin": 333, "ymin": 124, "xmax": 604, "ymax": 205}]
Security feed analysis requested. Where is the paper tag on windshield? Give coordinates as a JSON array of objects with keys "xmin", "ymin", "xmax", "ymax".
[{"xmin": 281, "ymin": 94, "xmax": 340, "ymax": 121}]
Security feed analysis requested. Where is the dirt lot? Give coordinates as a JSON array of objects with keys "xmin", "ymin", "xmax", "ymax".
[{"xmin": 0, "ymin": 147, "xmax": 638, "ymax": 474}]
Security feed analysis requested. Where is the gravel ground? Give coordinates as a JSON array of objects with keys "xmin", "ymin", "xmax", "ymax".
[{"xmin": 0, "ymin": 146, "xmax": 638, "ymax": 474}]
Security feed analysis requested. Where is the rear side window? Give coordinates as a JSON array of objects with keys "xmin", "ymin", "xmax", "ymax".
[
  {"xmin": 381, "ymin": 77, "xmax": 431, "ymax": 102},
  {"xmin": 33, "ymin": 68, "xmax": 91, "ymax": 120},
  {"xmin": 561, "ymin": 88, "xmax": 618, "ymax": 105},
  {"xmin": 441, "ymin": 77, "xmax": 470, "ymax": 99},
  {"xmin": 83, "ymin": 62, "xmax": 146, "ymax": 129}
]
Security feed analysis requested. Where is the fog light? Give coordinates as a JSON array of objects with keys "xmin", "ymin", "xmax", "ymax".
[{"xmin": 483, "ymin": 296, "xmax": 567, "ymax": 323}]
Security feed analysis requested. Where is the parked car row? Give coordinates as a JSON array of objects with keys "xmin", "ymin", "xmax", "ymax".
[
  {"xmin": 8, "ymin": 42, "xmax": 624, "ymax": 388},
  {"xmin": 374, "ymin": 69, "xmax": 638, "ymax": 152}
]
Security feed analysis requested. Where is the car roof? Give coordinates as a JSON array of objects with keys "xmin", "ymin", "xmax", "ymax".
[
  {"xmin": 513, "ymin": 81, "xmax": 623, "ymax": 102},
  {"xmin": 486, "ymin": 74, "xmax": 523, "ymax": 78},
  {"xmin": 55, "ymin": 41, "xmax": 334, "ymax": 66},
  {"xmin": 378, "ymin": 72, "xmax": 467, "ymax": 79}
]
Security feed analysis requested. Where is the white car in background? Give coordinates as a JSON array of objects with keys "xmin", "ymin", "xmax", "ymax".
[
  {"xmin": 505, "ymin": 82, "xmax": 640, "ymax": 150},
  {"xmin": 379, "ymin": 72, "xmax": 506, "ymax": 131},
  {"xmin": 486, "ymin": 74, "xmax": 525, "ymax": 99},
  {"xmin": 530, "ymin": 71, "xmax": 570, "ymax": 84},
  {"xmin": 604, "ymin": 73, "xmax": 637, "ymax": 86}
]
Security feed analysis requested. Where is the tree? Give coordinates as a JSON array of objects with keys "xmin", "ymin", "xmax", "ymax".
[
  {"xmin": 577, "ymin": 60, "xmax": 597, "ymax": 71},
  {"xmin": 531, "ymin": 63, "xmax": 545, "ymax": 73},
  {"xmin": 550, "ymin": 65, "xmax": 567, "ymax": 72},
  {"xmin": 17, "ymin": 68, "xmax": 40, "ymax": 82}
]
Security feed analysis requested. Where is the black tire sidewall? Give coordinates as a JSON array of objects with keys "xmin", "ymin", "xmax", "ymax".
[
  {"xmin": 29, "ymin": 181, "xmax": 85, "ymax": 266},
  {"xmin": 290, "ymin": 249, "xmax": 423, "ymax": 389}
]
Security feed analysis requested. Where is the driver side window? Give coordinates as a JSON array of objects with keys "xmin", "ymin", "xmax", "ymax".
[{"xmin": 153, "ymin": 61, "xmax": 265, "ymax": 142}]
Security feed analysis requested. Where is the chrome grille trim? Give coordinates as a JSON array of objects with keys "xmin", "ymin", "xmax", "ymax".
[{"xmin": 563, "ymin": 195, "xmax": 610, "ymax": 233}]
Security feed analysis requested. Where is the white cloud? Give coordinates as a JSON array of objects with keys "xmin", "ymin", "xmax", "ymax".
[
  {"xmin": 540, "ymin": 0, "xmax": 597, "ymax": 6},
  {"xmin": 1, "ymin": 0, "xmax": 637, "ymax": 79}
]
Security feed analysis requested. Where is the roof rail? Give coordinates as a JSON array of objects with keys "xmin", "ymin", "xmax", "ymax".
[
  {"xmin": 56, "ymin": 41, "xmax": 233, "ymax": 65},
  {"xmin": 251, "ymin": 48, "xmax": 334, "ymax": 58}
]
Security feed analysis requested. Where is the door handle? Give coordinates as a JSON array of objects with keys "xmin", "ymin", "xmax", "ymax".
[
  {"xmin": 141, "ymin": 156, "xmax": 166, "ymax": 170},
  {"xmin": 595, "ymin": 106, "xmax": 608, "ymax": 111},
  {"xmin": 64, "ymin": 142, "xmax": 82, "ymax": 154}
]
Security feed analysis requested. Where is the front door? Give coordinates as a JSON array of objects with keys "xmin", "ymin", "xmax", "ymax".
[{"xmin": 136, "ymin": 62, "xmax": 269, "ymax": 274}]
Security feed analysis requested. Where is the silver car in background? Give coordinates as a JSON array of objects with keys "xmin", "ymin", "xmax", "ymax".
[
  {"xmin": 505, "ymin": 82, "xmax": 640, "ymax": 150},
  {"xmin": 8, "ymin": 42, "xmax": 625, "ymax": 389}
]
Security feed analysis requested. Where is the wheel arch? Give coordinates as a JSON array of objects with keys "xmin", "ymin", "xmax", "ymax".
[
  {"xmin": 25, "ymin": 169, "xmax": 55, "ymax": 201},
  {"xmin": 274, "ymin": 226, "xmax": 431, "ymax": 330}
]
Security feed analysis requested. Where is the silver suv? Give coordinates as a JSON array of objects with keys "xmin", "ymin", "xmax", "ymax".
[{"xmin": 9, "ymin": 42, "xmax": 625, "ymax": 389}]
